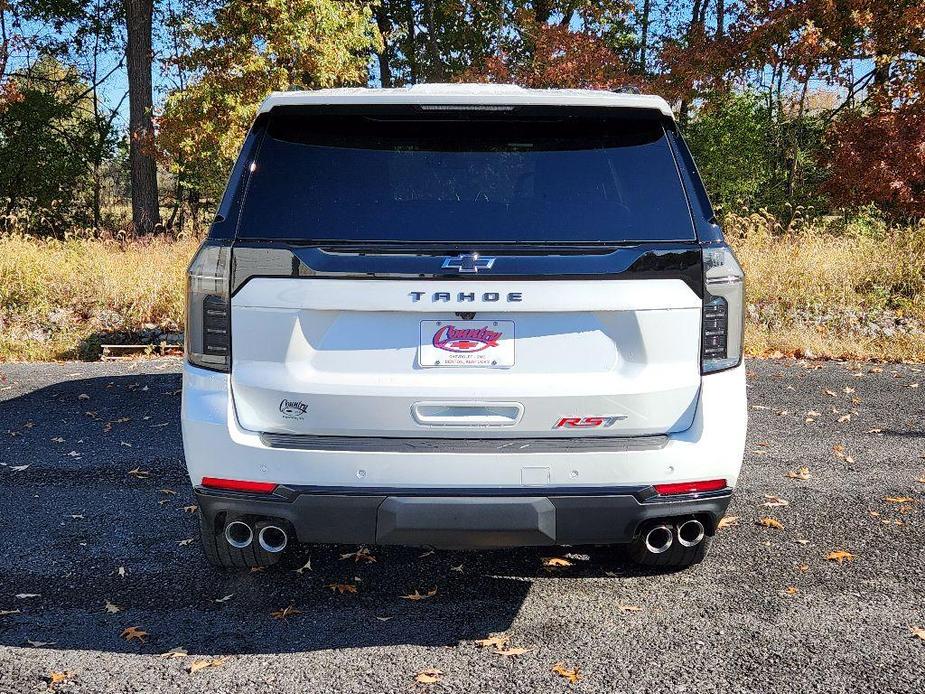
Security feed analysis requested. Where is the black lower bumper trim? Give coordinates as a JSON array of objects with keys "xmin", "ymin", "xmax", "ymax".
[{"xmin": 196, "ymin": 487, "xmax": 732, "ymax": 549}]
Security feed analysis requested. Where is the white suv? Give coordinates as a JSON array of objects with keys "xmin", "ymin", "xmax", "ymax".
[{"xmin": 182, "ymin": 84, "xmax": 746, "ymax": 571}]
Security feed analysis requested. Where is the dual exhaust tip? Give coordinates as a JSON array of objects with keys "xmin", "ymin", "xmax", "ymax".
[
  {"xmin": 224, "ymin": 520, "xmax": 288, "ymax": 553},
  {"xmin": 644, "ymin": 519, "xmax": 705, "ymax": 554}
]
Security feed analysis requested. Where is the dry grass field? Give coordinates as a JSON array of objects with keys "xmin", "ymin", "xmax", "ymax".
[{"xmin": 1, "ymin": 212, "xmax": 924, "ymax": 362}]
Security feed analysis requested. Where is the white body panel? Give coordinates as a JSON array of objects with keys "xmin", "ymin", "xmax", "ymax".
[
  {"xmin": 230, "ymin": 278, "xmax": 703, "ymax": 438},
  {"xmin": 182, "ymin": 362, "xmax": 746, "ymax": 489}
]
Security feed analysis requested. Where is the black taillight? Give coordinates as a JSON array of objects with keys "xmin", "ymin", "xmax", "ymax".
[
  {"xmin": 702, "ymin": 297, "xmax": 728, "ymax": 361},
  {"xmin": 201, "ymin": 294, "xmax": 230, "ymax": 358},
  {"xmin": 701, "ymin": 245, "xmax": 744, "ymax": 374},
  {"xmin": 186, "ymin": 241, "xmax": 231, "ymax": 372}
]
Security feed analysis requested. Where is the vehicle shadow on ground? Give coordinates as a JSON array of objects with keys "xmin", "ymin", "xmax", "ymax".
[{"xmin": 0, "ymin": 372, "xmax": 662, "ymax": 656}]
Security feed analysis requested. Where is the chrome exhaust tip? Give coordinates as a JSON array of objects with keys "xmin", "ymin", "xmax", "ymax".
[
  {"xmin": 644, "ymin": 524, "xmax": 674, "ymax": 554},
  {"xmin": 224, "ymin": 520, "xmax": 253, "ymax": 549},
  {"xmin": 258, "ymin": 525, "xmax": 288, "ymax": 553},
  {"xmin": 677, "ymin": 519, "xmax": 705, "ymax": 547}
]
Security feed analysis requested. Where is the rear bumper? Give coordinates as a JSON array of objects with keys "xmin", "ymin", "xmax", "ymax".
[
  {"xmin": 182, "ymin": 362, "xmax": 747, "ymax": 490},
  {"xmin": 196, "ymin": 486, "xmax": 732, "ymax": 548}
]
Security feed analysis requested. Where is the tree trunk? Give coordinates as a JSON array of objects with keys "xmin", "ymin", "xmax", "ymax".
[
  {"xmin": 375, "ymin": 2, "xmax": 392, "ymax": 87},
  {"xmin": 716, "ymin": 0, "xmax": 724, "ymax": 38},
  {"xmin": 422, "ymin": 0, "xmax": 442, "ymax": 81},
  {"xmin": 123, "ymin": 0, "xmax": 160, "ymax": 235},
  {"xmin": 638, "ymin": 0, "xmax": 651, "ymax": 74},
  {"xmin": 406, "ymin": 0, "xmax": 417, "ymax": 84}
]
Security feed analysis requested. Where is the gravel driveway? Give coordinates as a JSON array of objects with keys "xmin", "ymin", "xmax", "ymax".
[{"xmin": 0, "ymin": 358, "xmax": 923, "ymax": 693}]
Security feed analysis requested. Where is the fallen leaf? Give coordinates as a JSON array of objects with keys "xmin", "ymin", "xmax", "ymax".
[
  {"xmin": 758, "ymin": 517, "xmax": 784, "ymax": 530},
  {"xmin": 214, "ymin": 594, "xmax": 234, "ymax": 603},
  {"xmin": 496, "ymin": 647, "xmax": 532, "ymax": 658},
  {"xmin": 159, "ymin": 648, "xmax": 188, "ymax": 659},
  {"xmin": 182, "ymin": 505, "xmax": 198, "ymax": 513},
  {"xmin": 843, "ymin": 386, "xmax": 855, "ymax": 394},
  {"xmin": 121, "ymin": 626, "xmax": 148, "ymax": 643},
  {"xmin": 128, "ymin": 467, "xmax": 150, "ymax": 479},
  {"xmin": 542, "ymin": 557, "xmax": 573, "ymax": 567},
  {"xmin": 270, "ymin": 605, "xmax": 301, "ymax": 620},
  {"xmin": 10, "ymin": 465, "xmax": 29, "ymax": 472},
  {"xmin": 294, "ymin": 559, "xmax": 312, "ymax": 574},
  {"xmin": 911, "ymin": 626, "xmax": 925, "ymax": 641},
  {"xmin": 117, "ymin": 566, "xmax": 127, "ymax": 578},
  {"xmin": 475, "ymin": 635, "xmax": 509, "ymax": 649},
  {"xmin": 78, "ymin": 393, "xmax": 89, "ymax": 400},
  {"xmin": 917, "ymin": 478, "xmax": 925, "ymax": 484},
  {"xmin": 0, "ymin": 609, "xmax": 21, "ymax": 616},
  {"xmin": 785, "ymin": 586, "xmax": 799, "ymax": 595},
  {"xmin": 15, "ymin": 593, "xmax": 40, "ymax": 599},
  {"xmin": 339, "ymin": 547, "xmax": 376, "ymax": 563},
  {"xmin": 551, "ymin": 662, "xmax": 581, "ymax": 683},
  {"xmin": 787, "ymin": 467, "xmax": 811, "ymax": 480},
  {"xmin": 51, "ymin": 437, "xmax": 64, "ymax": 443},
  {"xmin": 326, "ymin": 582, "xmax": 358, "ymax": 595},
  {"xmin": 716, "ymin": 515, "xmax": 740, "ymax": 530},
  {"xmin": 177, "ymin": 538, "xmax": 194, "ymax": 547},
  {"xmin": 763, "ymin": 495, "xmax": 789, "ymax": 507},
  {"xmin": 414, "ymin": 668, "xmax": 442, "ymax": 684},
  {"xmin": 824, "ymin": 389, "xmax": 837, "ymax": 397},
  {"xmin": 837, "ymin": 414, "xmax": 851, "ymax": 423},
  {"xmin": 418, "ymin": 549, "xmax": 435, "ymax": 558},
  {"xmin": 374, "ymin": 616, "xmax": 393, "ymax": 622},
  {"xmin": 826, "ymin": 550, "xmax": 854, "ymax": 563},
  {"xmin": 908, "ymin": 383, "xmax": 919, "ymax": 389},
  {"xmin": 401, "ymin": 588, "xmax": 437, "ymax": 601},
  {"xmin": 158, "ymin": 489, "xmax": 176, "ymax": 495},
  {"xmin": 46, "ymin": 671, "xmax": 73, "ymax": 686},
  {"xmin": 188, "ymin": 657, "xmax": 226, "ymax": 674},
  {"xmin": 450, "ymin": 563, "xmax": 464, "ymax": 573},
  {"xmin": 617, "ymin": 603, "xmax": 642, "ymax": 612},
  {"xmin": 104, "ymin": 600, "xmax": 121, "ymax": 614},
  {"xmin": 26, "ymin": 640, "xmax": 56, "ymax": 647},
  {"xmin": 884, "ymin": 496, "xmax": 914, "ymax": 503}
]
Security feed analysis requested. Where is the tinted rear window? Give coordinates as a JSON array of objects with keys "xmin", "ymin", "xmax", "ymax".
[{"xmin": 238, "ymin": 108, "xmax": 694, "ymax": 244}]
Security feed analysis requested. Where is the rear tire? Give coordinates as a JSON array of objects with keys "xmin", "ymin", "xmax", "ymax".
[
  {"xmin": 628, "ymin": 532, "xmax": 711, "ymax": 571},
  {"xmin": 198, "ymin": 511, "xmax": 284, "ymax": 570}
]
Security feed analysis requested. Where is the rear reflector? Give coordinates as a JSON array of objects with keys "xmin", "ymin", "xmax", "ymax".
[
  {"xmin": 653, "ymin": 479, "xmax": 727, "ymax": 496},
  {"xmin": 201, "ymin": 477, "xmax": 278, "ymax": 494}
]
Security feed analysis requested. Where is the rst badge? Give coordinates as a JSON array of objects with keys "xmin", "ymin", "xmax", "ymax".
[
  {"xmin": 419, "ymin": 320, "xmax": 515, "ymax": 367},
  {"xmin": 553, "ymin": 415, "xmax": 627, "ymax": 429}
]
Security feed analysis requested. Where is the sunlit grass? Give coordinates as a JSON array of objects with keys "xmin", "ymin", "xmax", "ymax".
[{"xmin": 1, "ymin": 212, "xmax": 924, "ymax": 362}]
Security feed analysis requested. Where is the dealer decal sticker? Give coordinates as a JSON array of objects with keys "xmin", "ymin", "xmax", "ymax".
[{"xmin": 432, "ymin": 324, "xmax": 502, "ymax": 353}]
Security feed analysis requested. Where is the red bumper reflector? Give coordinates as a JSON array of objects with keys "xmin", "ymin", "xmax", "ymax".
[
  {"xmin": 653, "ymin": 479, "xmax": 727, "ymax": 496},
  {"xmin": 201, "ymin": 477, "xmax": 278, "ymax": 494}
]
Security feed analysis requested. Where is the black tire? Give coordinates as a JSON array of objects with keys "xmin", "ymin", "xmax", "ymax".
[
  {"xmin": 198, "ymin": 511, "xmax": 284, "ymax": 570},
  {"xmin": 628, "ymin": 532, "xmax": 711, "ymax": 571}
]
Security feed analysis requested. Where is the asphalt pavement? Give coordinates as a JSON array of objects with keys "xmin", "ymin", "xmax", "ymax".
[{"xmin": 0, "ymin": 358, "xmax": 923, "ymax": 693}]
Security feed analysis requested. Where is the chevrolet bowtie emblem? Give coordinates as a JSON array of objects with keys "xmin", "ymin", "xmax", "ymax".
[{"xmin": 441, "ymin": 253, "xmax": 496, "ymax": 273}]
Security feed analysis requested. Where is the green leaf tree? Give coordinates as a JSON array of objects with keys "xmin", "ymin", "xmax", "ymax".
[{"xmin": 159, "ymin": 0, "xmax": 382, "ymax": 200}]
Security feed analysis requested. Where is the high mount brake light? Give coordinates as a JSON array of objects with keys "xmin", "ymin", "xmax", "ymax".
[
  {"xmin": 654, "ymin": 479, "xmax": 727, "ymax": 496},
  {"xmin": 701, "ymin": 245, "xmax": 744, "ymax": 374},
  {"xmin": 201, "ymin": 477, "xmax": 278, "ymax": 494},
  {"xmin": 186, "ymin": 240, "xmax": 231, "ymax": 372}
]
